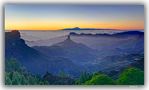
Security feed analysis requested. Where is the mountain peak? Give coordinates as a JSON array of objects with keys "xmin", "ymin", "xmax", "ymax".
[
  {"xmin": 66, "ymin": 35, "xmax": 71, "ymax": 40},
  {"xmin": 62, "ymin": 35, "xmax": 75, "ymax": 44},
  {"xmin": 6, "ymin": 30, "xmax": 21, "ymax": 39},
  {"xmin": 62, "ymin": 27, "xmax": 118, "ymax": 30},
  {"xmin": 62, "ymin": 27, "xmax": 80, "ymax": 30},
  {"xmin": 53, "ymin": 35, "xmax": 79, "ymax": 47}
]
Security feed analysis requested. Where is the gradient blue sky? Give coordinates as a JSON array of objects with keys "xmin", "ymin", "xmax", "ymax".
[{"xmin": 5, "ymin": 4, "xmax": 144, "ymax": 30}]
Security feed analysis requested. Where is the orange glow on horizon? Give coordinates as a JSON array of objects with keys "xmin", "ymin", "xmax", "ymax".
[{"xmin": 5, "ymin": 19, "xmax": 144, "ymax": 31}]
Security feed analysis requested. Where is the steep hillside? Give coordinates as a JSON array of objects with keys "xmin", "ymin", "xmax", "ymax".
[{"xmin": 5, "ymin": 30, "xmax": 81, "ymax": 76}]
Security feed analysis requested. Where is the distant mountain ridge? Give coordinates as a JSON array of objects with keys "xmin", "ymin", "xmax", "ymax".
[
  {"xmin": 69, "ymin": 31, "xmax": 144, "ymax": 36},
  {"xmin": 62, "ymin": 27, "xmax": 118, "ymax": 30},
  {"xmin": 69, "ymin": 31, "xmax": 144, "ymax": 55}
]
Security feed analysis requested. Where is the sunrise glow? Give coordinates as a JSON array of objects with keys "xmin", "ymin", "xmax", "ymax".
[{"xmin": 5, "ymin": 4, "xmax": 144, "ymax": 30}]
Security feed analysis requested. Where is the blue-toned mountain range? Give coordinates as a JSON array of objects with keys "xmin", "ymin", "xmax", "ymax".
[{"xmin": 5, "ymin": 30, "xmax": 144, "ymax": 77}]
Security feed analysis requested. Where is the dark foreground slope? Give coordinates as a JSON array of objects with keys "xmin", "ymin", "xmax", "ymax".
[
  {"xmin": 5, "ymin": 30, "xmax": 48, "ymax": 74},
  {"xmin": 5, "ymin": 30, "xmax": 81, "ymax": 76}
]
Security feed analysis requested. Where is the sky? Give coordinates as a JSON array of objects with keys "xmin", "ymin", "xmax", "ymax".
[{"xmin": 5, "ymin": 4, "xmax": 144, "ymax": 30}]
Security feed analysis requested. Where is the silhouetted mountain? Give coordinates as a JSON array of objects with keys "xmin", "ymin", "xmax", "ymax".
[
  {"xmin": 69, "ymin": 31, "xmax": 144, "ymax": 37},
  {"xmin": 5, "ymin": 30, "xmax": 49, "ymax": 74},
  {"xmin": 33, "ymin": 35, "xmax": 98, "ymax": 65},
  {"xmin": 62, "ymin": 27, "xmax": 117, "ymax": 30},
  {"xmin": 115, "ymin": 31, "xmax": 144, "ymax": 35},
  {"xmin": 5, "ymin": 30, "xmax": 81, "ymax": 76}
]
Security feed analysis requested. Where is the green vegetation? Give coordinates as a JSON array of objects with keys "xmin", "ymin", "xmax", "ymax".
[
  {"xmin": 58, "ymin": 70, "xmax": 69, "ymax": 78},
  {"xmin": 75, "ymin": 72, "xmax": 92, "ymax": 84},
  {"xmin": 5, "ymin": 58, "xmax": 74, "ymax": 85},
  {"xmin": 5, "ymin": 58, "xmax": 49, "ymax": 85},
  {"xmin": 5, "ymin": 58, "xmax": 24, "ymax": 72},
  {"xmin": 117, "ymin": 67, "xmax": 144, "ymax": 85},
  {"xmin": 5, "ymin": 71, "xmax": 48, "ymax": 85},
  {"xmin": 43, "ymin": 72, "xmax": 75, "ymax": 85},
  {"xmin": 5, "ymin": 59, "xmax": 144, "ymax": 85},
  {"xmin": 84, "ymin": 73, "xmax": 115, "ymax": 85}
]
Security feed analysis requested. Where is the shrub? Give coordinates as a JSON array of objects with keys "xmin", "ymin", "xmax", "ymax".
[
  {"xmin": 75, "ymin": 72, "xmax": 92, "ymax": 85},
  {"xmin": 84, "ymin": 73, "xmax": 115, "ymax": 85},
  {"xmin": 117, "ymin": 67, "xmax": 144, "ymax": 85}
]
